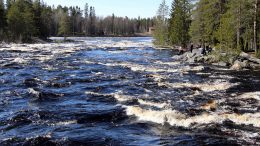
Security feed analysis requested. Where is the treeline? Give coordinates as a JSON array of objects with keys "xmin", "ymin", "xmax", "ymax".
[
  {"xmin": 0, "ymin": 0, "xmax": 155, "ymax": 42},
  {"xmin": 154, "ymin": 0, "xmax": 260, "ymax": 57}
]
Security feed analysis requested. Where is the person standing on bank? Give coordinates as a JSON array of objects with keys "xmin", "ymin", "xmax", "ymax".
[{"xmin": 190, "ymin": 44, "xmax": 194, "ymax": 53}]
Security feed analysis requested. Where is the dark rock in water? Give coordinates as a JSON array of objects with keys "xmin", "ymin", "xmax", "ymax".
[
  {"xmin": 2, "ymin": 62, "xmax": 23, "ymax": 69},
  {"xmin": 47, "ymin": 82, "xmax": 71, "ymax": 88},
  {"xmin": 87, "ymin": 94, "xmax": 117, "ymax": 103},
  {"xmin": 196, "ymin": 124, "xmax": 223, "ymax": 135},
  {"xmin": 28, "ymin": 88, "xmax": 64, "ymax": 101},
  {"xmin": 67, "ymin": 137, "xmax": 122, "ymax": 146},
  {"xmin": 93, "ymin": 86, "xmax": 103, "ymax": 92},
  {"xmin": 38, "ymin": 91, "xmax": 64, "ymax": 100},
  {"xmin": 222, "ymin": 119, "xmax": 236, "ymax": 128},
  {"xmin": 185, "ymin": 108, "xmax": 205, "ymax": 116},
  {"xmin": 77, "ymin": 108, "xmax": 127, "ymax": 124},
  {"xmin": 189, "ymin": 87, "xmax": 202, "ymax": 92},
  {"xmin": 0, "ymin": 137, "xmax": 23, "ymax": 146},
  {"xmin": 4, "ymin": 111, "xmax": 33, "ymax": 130},
  {"xmin": 24, "ymin": 78, "xmax": 42, "ymax": 87},
  {"xmin": 226, "ymin": 100, "xmax": 241, "ymax": 107},
  {"xmin": 122, "ymin": 98, "xmax": 139, "ymax": 105},
  {"xmin": 223, "ymin": 119, "xmax": 260, "ymax": 132},
  {"xmin": 195, "ymin": 134, "xmax": 241, "ymax": 146},
  {"xmin": 22, "ymin": 137, "xmax": 57, "ymax": 146}
]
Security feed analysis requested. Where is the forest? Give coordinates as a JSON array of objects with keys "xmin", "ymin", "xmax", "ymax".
[
  {"xmin": 154, "ymin": 0, "xmax": 260, "ymax": 57},
  {"xmin": 0, "ymin": 0, "xmax": 155, "ymax": 42}
]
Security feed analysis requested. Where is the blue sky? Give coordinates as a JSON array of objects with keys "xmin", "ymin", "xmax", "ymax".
[{"xmin": 43, "ymin": 0, "xmax": 172, "ymax": 18}]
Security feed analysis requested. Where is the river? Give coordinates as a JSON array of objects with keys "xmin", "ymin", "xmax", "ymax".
[{"xmin": 0, "ymin": 37, "xmax": 260, "ymax": 145}]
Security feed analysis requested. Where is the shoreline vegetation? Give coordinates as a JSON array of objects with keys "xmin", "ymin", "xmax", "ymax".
[
  {"xmin": 0, "ymin": 0, "xmax": 155, "ymax": 43},
  {"xmin": 153, "ymin": 0, "xmax": 260, "ymax": 70}
]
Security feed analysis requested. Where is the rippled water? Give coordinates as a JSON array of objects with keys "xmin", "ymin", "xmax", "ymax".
[{"xmin": 0, "ymin": 37, "xmax": 260, "ymax": 146}]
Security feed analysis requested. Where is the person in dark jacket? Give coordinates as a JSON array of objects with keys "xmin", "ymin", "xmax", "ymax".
[{"xmin": 190, "ymin": 44, "xmax": 194, "ymax": 53}]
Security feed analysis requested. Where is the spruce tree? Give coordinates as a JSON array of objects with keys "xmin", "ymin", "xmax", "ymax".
[
  {"xmin": 58, "ymin": 11, "xmax": 71, "ymax": 40},
  {"xmin": 253, "ymin": 0, "xmax": 259, "ymax": 55},
  {"xmin": 7, "ymin": 0, "xmax": 36, "ymax": 42},
  {"xmin": 153, "ymin": 0, "xmax": 169, "ymax": 46},
  {"xmin": 190, "ymin": 0, "xmax": 228, "ymax": 47},
  {"xmin": 169, "ymin": 0, "xmax": 191, "ymax": 47},
  {"xmin": 84, "ymin": 3, "xmax": 89, "ymax": 35},
  {"xmin": 189, "ymin": 0, "xmax": 207, "ymax": 45},
  {"xmin": 40, "ymin": 5, "xmax": 53, "ymax": 38},
  {"xmin": 215, "ymin": 0, "xmax": 253, "ymax": 51},
  {"xmin": 0, "ymin": 0, "xmax": 5, "ymax": 40},
  {"xmin": 32, "ymin": 0, "xmax": 43, "ymax": 37},
  {"xmin": 89, "ymin": 6, "xmax": 96, "ymax": 35},
  {"xmin": 215, "ymin": 8, "xmax": 236, "ymax": 50},
  {"xmin": 23, "ymin": 0, "xmax": 36, "ymax": 41},
  {"xmin": 7, "ymin": 1, "xmax": 24, "ymax": 41}
]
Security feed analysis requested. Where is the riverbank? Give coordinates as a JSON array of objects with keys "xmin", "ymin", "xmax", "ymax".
[{"xmin": 172, "ymin": 47, "xmax": 260, "ymax": 71}]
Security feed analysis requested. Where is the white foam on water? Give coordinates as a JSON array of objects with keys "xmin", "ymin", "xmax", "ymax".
[
  {"xmin": 160, "ymin": 80, "xmax": 238, "ymax": 92},
  {"xmin": 238, "ymin": 92, "xmax": 260, "ymax": 101},
  {"xmin": 154, "ymin": 61, "xmax": 181, "ymax": 66},
  {"xmin": 49, "ymin": 120, "xmax": 77, "ymax": 126},
  {"xmin": 209, "ymin": 74, "xmax": 235, "ymax": 79},
  {"xmin": 125, "ymin": 106, "xmax": 260, "ymax": 128},
  {"xmin": 99, "ymin": 62, "xmax": 180, "ymax": 74},
  {"xmin": 113, "ymin": 93, "xmax": 134, "ymax": 102},
  {"xmin": 137, "ymin": 99, "xmax": 170, "ymax": 109},
  {"xmin": 12, "ymin": 57, "xmax": 27, "ymax": 64},
  {"xmin": 28, "ymin": 88, "xmax": 40, "ymax": 97}
]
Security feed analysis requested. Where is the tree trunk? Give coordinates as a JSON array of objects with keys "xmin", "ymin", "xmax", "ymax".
[
  {"xmin": 253, "ymin": 0, "xmax": 259, "ymax": 53},
  {"xmin": 237, "ymin": 2, "xmax": 241, "ymax": 50}
]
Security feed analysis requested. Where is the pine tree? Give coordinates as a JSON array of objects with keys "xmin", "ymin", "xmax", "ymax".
[
  {"xmin": 32, "ymin": 0, "xmax": 42, "ymax": 37},
  {"xmin": 7, "ymin": 0, "xmax": 36, "ymax": 42},
  {"xmin": 190, "ymin": 0, "xmax": 228, "ymax": 47},
  {"xmin": 253, "ymin": 0, "xmax": 260, "ymax": 55},
  {"xmin": 22, "ymin": 0, "xmax": 36, "ymax": 41},
  {"xmin": 169, "ymin": 0, "xmax": 191, "ymax": 47},
  {"xmin": 6, "ymin": 0, "xmax": 14, "ymax": 10},
  {"xmin": 84, "ymin": 3, "xmax": 89, "ymax": 35},
  {"xmin": 153, "ymin": 0, "xmax": 169, "ymax": 46},
  {"xmin": 58, "ymin": 11, "xmax": 71, "ymax": 40},
  {"xmin": 189, "ymin": 0, "xmax": 207, "ymax": 45},
  {"xmin": 89, "ymin": 6, "xmax": 96, "ymax": 35},
  {"xmin": 215, "ymin": 8, "xmax": 236, "ymax": 50},
  {"xmin": 7, "ymin": 1, "xmax": 22, "ymax": 41},
  {"xmin": 0, "ymin": 0, "xmax": 5, "ymax": 40},
  {"xmin": 215, "ymin": 0, "xmax": 253, "ymax": 51},
  {"xmin": 40, "ymin": 5, "xmax": 53, "ymax": 38}
]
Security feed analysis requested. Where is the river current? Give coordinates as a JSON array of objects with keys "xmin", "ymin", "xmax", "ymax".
[{"xmin": 0, "ymin": 37, "xmax": 260, "ymax": 146}]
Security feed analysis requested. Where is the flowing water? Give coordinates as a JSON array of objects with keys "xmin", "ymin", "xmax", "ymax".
[{"xmin": 0, "ymin": 37, "xmax": 260, "ymax": 146}]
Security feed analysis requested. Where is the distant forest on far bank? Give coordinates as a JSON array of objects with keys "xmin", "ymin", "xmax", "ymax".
[{"xmin": 0, "ymin": 0, "xmax": 156, "ymax": 42}]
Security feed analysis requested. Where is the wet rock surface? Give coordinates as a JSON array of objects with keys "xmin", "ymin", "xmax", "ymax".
[
  {"xmin": 0, "ymin": 37, "xmax": 260, "ymax": 145},
  {"xmin": 178, "ymin": 49, "xmax": 260, "ymax": 70}
]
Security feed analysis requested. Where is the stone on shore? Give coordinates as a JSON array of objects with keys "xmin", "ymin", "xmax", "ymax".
[{"xmin": 231, "ymin": 60, "xmax": 245, "ymax": 70}]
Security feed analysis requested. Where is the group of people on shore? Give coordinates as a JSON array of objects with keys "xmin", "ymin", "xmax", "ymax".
[{"xmin": 177, "ymin": 44, "xmax": 213, "ymax": 55}]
